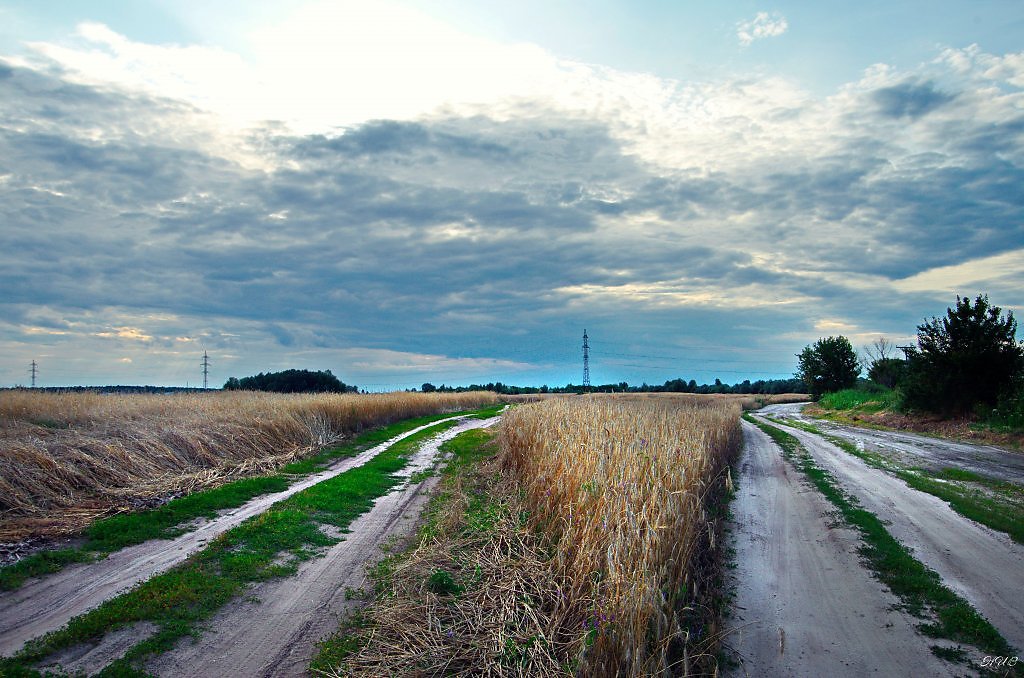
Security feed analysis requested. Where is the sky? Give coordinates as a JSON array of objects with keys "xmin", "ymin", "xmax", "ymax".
[{"xmin": 1, "ymin": 1, "xmax": 1022, "ymax": 390}]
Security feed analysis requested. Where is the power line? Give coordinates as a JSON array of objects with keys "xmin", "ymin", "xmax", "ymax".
[
  {"xmin": 30, "ymin": 360, "xmax": 37, "ymax": 388},
  {"xmin": 592, "ymin": 349, "xmax": 791, "ymax": 366},
  {"xmin": 589, "ymin": 339, "xmax": 789, "ymax": 354}
]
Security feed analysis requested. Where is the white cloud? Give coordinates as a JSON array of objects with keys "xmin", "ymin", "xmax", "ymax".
[{"xmin": 737, "ymin": 12, "xmax": 789, "ymax": 47}]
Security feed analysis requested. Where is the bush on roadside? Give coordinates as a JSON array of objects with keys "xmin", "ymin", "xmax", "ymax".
[
  {"xmin": 902, "ymin": 294, "xmax": 1024, "ymax": 416},
  {"xmin": 818, "ymin": 388, "xmax": 900, "ymax": 413}
]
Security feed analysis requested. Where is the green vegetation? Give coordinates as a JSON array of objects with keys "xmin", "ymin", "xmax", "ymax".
[
  {"xmin": 766, "ymin": 414, "xmax": 1024, "ymax": 545},
  {"xmin": 744, "ymin": 414, "xmax": 1015, "ymax": 659},
  {"xmin": 0, "ymin": 408, "xmax": 488, "ymax": 592},
  {"xmin": 0, "ymin": 549, "xmax": 95, "ymax": 592},
  {"xmin": 817, "ymin": 387, "xmax": 900, "ymax": 413},
  {"xmin": 796, "ymin": 335, "xmax": 861, "ymax": 399},
  {"xmin": 902, "ymin": 294, "xmax": 1024, "ymax": 416},
  {"xmin": 223, "ymin": 368, "xmax": 355, "ymax": 393},
  {"xmin": 0, "ymin": 418, "xmax": 467, "ymax": 676}
]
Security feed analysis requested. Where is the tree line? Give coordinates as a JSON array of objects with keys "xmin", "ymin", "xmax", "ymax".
[
  {"xmin": 223, "ymin": 369, "xmax": 356, "ymax": 394},
  {"xmin": 796, "ymin": 294, "xmax": 1024, "ymax": 419},
  {"xmin": 418, "ymin": 377, "xmax": 804, "ymax": 396}
]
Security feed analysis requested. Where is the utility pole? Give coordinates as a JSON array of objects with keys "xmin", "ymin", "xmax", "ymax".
[
  {"xmin": 582, "ymin": 329, "xmax": 590, "ymax": 390},
  {"xmin": 201, "ymin": 351, "xmax": 210, "ymax": 389},
  {"xmin": 30, "ymin": 360, "xmax": 37, "ymax": 388}
]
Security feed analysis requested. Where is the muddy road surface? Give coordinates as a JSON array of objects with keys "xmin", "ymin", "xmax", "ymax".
[
  {"xmin": 0, "ymin": 414, "xmax": 479, "ymax": 659},
  {"xmin": 726, "ymin": 421, "xmax": 958, "ymax": 677},
  {"xmin": 763, "ymin": 402, "xmax": 1024, "ymax": 484}
]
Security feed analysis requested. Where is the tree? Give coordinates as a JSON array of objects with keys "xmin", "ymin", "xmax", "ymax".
[
  {"xmin": 797, "ymin": 336, "xmax": 861, "ymax": 399},
  {"xmin": 862, "ymin": 337, "xmax": 906, "ymax": 389},
  {"xmin": 868, "ymin": 358, "xmax": 906, "ymax": 389},
  {"xmin": 421, "ymin": 382, "xmax": 436, "ymax": 393},
  {"xmin": 902, "ymin": 294, "xmax": 1024, "ymax": 415}
]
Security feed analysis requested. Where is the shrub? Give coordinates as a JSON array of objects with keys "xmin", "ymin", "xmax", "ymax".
[{"xmin": 902, "ymin": 294, "xmax": 1024, "ymax": 415}]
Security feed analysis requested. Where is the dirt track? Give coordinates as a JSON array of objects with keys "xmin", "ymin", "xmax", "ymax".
[
  {"xmin": 0, "ymin": 414, "xmax": 477, "ymax": 659},
  {"xmin": 773, "ymin": 404, "xmax": 1024, "ymax": 484},
  {"xmin": 144, "ymin": 416, "xmax": 498, "ymax": 678},
  {"xmin": 754, "ymin": 404, "xmax": 1024, "ymax": 652},
  {"xmin": 725, "ymin": 421, "xmax": 957, "ymax": 677}
]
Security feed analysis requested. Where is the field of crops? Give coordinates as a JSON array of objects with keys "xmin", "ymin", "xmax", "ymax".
[
  {"xmin": 330, "ymin": 394, "xmax": 743, "ymax": 675},
  {"xmin": 0, "ymin": 390, "xmax": 497, "ymax": 541},
  {"xmin": 502, "ymin": 396, "xmax": 741, "ymax": 674}
]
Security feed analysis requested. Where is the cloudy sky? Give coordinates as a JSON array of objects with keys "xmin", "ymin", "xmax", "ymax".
[{"xmin": 1, "ymin": 1, "xmax": 1022, "ymax": 390}]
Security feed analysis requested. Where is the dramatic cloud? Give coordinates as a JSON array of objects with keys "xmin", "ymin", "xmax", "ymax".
[
  {"xmin": 1, "ymin": 19, "xmax": 1022, "ymax": 388},
  {"xmin": 737, "ymin": 12, "xmax": 789, "ymax": 47}
]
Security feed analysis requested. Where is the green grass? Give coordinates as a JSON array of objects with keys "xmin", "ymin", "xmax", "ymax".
[
  {"xmin": 764, "ymin": 415, "xmax": 1024, "ymax": 545},
  {"xmin": 743, "ymin": 414, "xmax": 1016, "ymax": 660},
  {"xmin": 817, "ymin": 388, "xmax": 900, "ymax": 413},
  {"xmin": 0, "ymin": 549, "xmax": 96, "ymax": 592},
  {"xmin": 0, "ymin": 414, "xmax": 491, "ymax": 676},
  {"xmin": 0, "ymin": 408, "xmax": 490, "ymax": 592}
]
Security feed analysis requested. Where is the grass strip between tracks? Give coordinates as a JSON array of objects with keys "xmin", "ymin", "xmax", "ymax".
[
  {"xmin": 0, "ymin": 406, "xmax": 503, "ymax": 592},
  {"xmin": 0, "ymin": 413, "xmax": 490, "ymax": 677},
  {"xmin": 763, "ymin": 414, "xmax": 1024, "ymax": 545},
  {"xmin": 310, "ymin": 426, "xmax": 565, "ymax": 675},
  {"xmin": 744, "ymin": 414, "xmax": 1018, "ymax": 667}
]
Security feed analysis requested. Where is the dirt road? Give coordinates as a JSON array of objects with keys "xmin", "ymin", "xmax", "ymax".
[
  {"xmin": 726, "ymin": 421, "xmax": 957, "ymax": 677},
  {"xmin": 766, "ymin": 403, "xmax": 1024, "ymax": 484},
  {"xmin": 144, "ymin": 416, "xmax": 499, "ymax": 678},
  {"xmin": 0, "ymin": 414, "xmax": 476, "ymax": 659},
  {"xmin": 750, "ymin": 405, "xmax": 1024, "ymax": 653}
]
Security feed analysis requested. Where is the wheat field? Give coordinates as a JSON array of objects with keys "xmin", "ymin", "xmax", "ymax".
[
  {"xmin": 499, "ymin": 395, "xmax": 742, "ymax": 674},
  {"xmin": 0, "ymin": 389, "xmax": 497, "ymax": 540}
]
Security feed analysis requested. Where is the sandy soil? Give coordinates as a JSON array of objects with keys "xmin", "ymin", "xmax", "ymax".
[
  {"xmin": 769, "ymin": 403, "xmax": 1024, "ymax": 484},
  {"xmin": 144, "ymin": 416, "xmax": 499, "ymax": 678},
  {"xmin": 754, "ymin": 405, "xmax": 1024, "ymax": 652},
  {"xmin": 0, "ymin": 414, "xmax": 472, "ymax": 658},
  {"xmin": 725, "ymin": 421, "xmax": 958, "ymax": 677}
]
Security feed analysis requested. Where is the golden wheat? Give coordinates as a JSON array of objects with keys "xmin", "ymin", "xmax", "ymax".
[
  {"xmin": 499, "ymin": 395, "xmax": 742, "ymax": 675},
  {"xmin": 0, "ymin": 390, "xmax": 497, "ymax": 540}
]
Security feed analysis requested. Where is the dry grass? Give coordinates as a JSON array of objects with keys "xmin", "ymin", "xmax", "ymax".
[
  {"xmin": 328, "ymin": 450, "xmax": 567, "ymax": 677},
  {"xmin": 0, "ymin": 390, "xmax": 497, "ymax": 541},
  {"xmin": 499, "ymin": 396, "xmax": 742, "ymax": 675}
]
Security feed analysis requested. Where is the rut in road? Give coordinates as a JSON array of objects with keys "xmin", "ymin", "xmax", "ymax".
[
  {"xmin": 765, "ymin": 402, "xmax": 1024, "ymax": 484},
  {"xmin": 726, "ymin": 421, "xmax": 959, "ymax": 677},
  {"xmin": 143, "ymin": 415, "xmax": 500, "ymax": 678},
  {"xmin": 0, "ymin": 414, "xmax": 474, "ymax": 658},
  {"xmin": 753, "ymin": 407, "xmax": 1024, "ymax": 652}
]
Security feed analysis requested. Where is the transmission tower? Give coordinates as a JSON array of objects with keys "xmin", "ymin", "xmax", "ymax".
[
  {"xmin": 30, "ymin": 360, "xmax": 38, "ymax": 388},
  {"xmin": 582, "ymin": 329, "xmax": 590, "ymax": 389},
  {"xmin": 201, "ymin": 351, "xmax": 210, "ymax": 389}
]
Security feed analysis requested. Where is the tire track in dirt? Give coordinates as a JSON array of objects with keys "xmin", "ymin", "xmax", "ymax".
[
  {"xmin": 752, "ymin": 409, "xmax": 1024, "ymax": 652},
  {"xmin": 765, "ymin": 403, "xmax": 1024, "ymax": 484},
  {"xmin": 726, "ymin": 421, "xmax": 958, "ymax": 677},
  {"xmin": 0, "ymin": 414, "xmax": 472, "ymax": 658},
  {"xmin": 143, "ymin": 416, "xmax": 500, "ymax": 678}
]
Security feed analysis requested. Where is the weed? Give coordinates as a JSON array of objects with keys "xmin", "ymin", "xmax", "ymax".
[{"xmin": 426, "ymin": 569, "xmax": 463, "ymax": 596}]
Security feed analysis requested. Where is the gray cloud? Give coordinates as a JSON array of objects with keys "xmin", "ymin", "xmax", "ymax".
[
  {"xmin": 872, "ymin": 80, "xmax": 955, "ymax": 119},
  {"xmin": 1, "ymin": 57, "xmax": 1022, "ymax": 387}
]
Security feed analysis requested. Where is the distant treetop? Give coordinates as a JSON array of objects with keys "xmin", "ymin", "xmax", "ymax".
[{"xmin": 223, "ymin": 369, "xmax": 355, "ymax": 394}]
